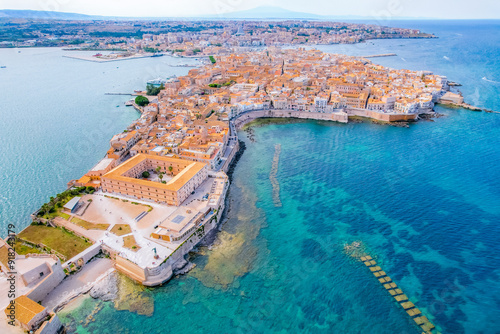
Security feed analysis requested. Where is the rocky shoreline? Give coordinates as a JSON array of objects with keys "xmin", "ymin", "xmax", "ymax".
[
  {"xmin": 438, "ymin": 101, "xmax": 498, "ymax": 113},
  {"xmin": 53, "ymin": 266, "xmax": 116, "ymax": 313}
]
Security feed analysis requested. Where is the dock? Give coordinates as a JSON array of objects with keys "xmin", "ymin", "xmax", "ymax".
[{"xmin": 345, "ymin": 242, "xmax": 438, "ymax": 334}]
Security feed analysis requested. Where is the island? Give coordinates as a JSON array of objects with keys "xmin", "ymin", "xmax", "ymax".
[{"xmin": 1, "ymin": 46, "xmax": 478, "ymax": 334}]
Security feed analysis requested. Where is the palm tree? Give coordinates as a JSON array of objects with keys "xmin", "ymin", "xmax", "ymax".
[
  {"xmin": 159, "ymin": 172, "xmax": 164, "ymax": 183},
  {"xmin": 168, "ymin": 165, "xmax": 173, "ymax": 176}
]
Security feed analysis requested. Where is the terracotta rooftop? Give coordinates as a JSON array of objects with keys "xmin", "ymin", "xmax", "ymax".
[
  {"xmin": 103, "ymin": 154, "xmax": 206, "ymax": 192},
  {"xmin": 4, "ymin": 295, "xmax": 46, "ymax": 325}
]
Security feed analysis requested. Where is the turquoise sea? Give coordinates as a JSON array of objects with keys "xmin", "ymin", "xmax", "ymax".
[
  {"xmin": 3, "ymin": 20, "xmax": 500, "ymax": 333},
  {"xmin": 0, "ymin": 48, "xmax": 197, "ymax": 231}
]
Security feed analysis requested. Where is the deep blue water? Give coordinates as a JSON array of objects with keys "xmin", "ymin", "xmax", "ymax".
[{"xmin": 4, "ymin": 21, "xmax": 500, "ymax": 334}]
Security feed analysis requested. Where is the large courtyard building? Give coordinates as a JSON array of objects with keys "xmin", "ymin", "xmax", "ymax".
[{"xmin": 101, "ymin": 154, "xmax": 208, "ymax": 206}]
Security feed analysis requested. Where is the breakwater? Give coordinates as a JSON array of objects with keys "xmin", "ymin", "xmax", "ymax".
[
  {"xmin": 362, "ymin": 53, "xmax": 397, "ymax": 58},
  {"xmin": 62, "ymin": 54, "xmax": 156, "ymax": 63},
  {"xmin": 269, "ymin": 144, "xmax": 282, "ymax": 207}
]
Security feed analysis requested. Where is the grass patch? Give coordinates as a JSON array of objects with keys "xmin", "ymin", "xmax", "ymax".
[
  {"xmin": 71, "ymin": 217, "xmax": 109, "ymax": 230},
  {"xmin": 18, "ymin": 225, "xmax": 92, "ymax": 260},
  {"xmin": 104, "ymin": 195, "xmax": 120, "ymax": 200},
  {"xmin": 123, "ymin": 235, "xmax": 140, "ymax": 252},
  {"xmin": 130, "ymin": 201, "xmax": 153, "ymax": 212},
  {"xmin": 41, "ymin": 208, "xmax": 71, "ymax": 220},
  {"xmin": 12, "ymin": 242, "xmax": 44, "ymax": 256},
  {"xmin": 111, "ymin": 224, "xmax": 131, "ymax": 236}
]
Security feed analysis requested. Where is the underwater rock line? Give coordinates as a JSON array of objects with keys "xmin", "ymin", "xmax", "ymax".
[
  {"xmin": 344, "ymin": 241, "xmax": 438, "ymax": 334},
  {"xmin": 269, "ymin": 144, "xmax": 282, "ymax": 207}
]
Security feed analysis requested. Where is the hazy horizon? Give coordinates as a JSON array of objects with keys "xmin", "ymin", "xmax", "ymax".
[{"xmin": 1, "ymin": 1, "xmax": 499, "ymax": 20}]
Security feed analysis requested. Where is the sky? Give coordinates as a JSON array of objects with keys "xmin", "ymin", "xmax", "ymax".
[{"xmin": 1, "ymin": 0, "xmax": 499, "ymax": 19}]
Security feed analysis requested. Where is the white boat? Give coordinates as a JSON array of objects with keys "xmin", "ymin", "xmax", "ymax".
[{"xmin": 147, "ymin": 78, "xmax": 166, "ymax": 87}]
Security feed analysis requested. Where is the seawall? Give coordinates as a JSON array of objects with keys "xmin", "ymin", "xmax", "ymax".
[
  {"xmin": 233, "ymin": 109, "xmax": 349, "ymax": 129},
  {"xmin": 232, "ymin": 108, "xmax": 420, "ymax": 129}
]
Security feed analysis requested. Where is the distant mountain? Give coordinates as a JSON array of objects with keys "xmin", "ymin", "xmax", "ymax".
[
  {"xmin": 211, "ymin": 6, "xmax": 323, "ymax": 19},
  {"xmin": 0, "ymin": 7, "xmax": 324, "ymax": 20},
  {"xmin": 0, "ymin": 9, "xmax": 100, "ymax": 20},
  {"xmin": 0, "ymin": 7, "xmax": 433, "ymax": 21},
  {"xmin": 215, "ymin": 7, "xmax": 428, "ymax": 20}
]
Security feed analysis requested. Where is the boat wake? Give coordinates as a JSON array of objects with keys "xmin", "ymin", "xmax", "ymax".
[{"xmin": 482, "ymin": 77, "xmax": 500, "ymax": 84}]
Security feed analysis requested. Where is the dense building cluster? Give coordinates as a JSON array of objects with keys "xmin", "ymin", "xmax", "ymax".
[
  {"xmin": 1, "ymin": 19, "xmax": 434, "ymax": 49},
  {"xmin": 69, "ymin": 48, "xmax": 447, "ymax": 192}
]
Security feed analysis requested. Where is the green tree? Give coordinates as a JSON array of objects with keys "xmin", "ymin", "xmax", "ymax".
[
  {"xmin": 146, "ymin": 84, "xmax": 164, "ymax": 96},
  {"xmin": 168, "ymin": 165, "xmax": 173, "ymax": 176},
  {"xmin": 135, "ymin": 95, "xmax": 149, "ymax": 107},
  {"xmin": 142, "ymin": 171, "xmax": 150, "ymax": 178}
]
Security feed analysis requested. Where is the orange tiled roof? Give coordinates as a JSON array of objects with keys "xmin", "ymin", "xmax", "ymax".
[
  {"xmin": 103, "ymin": 154, "xmax": 206, "ymax": 192},
  {"xmin": 4, "ymin": 295, "xmax": 45, "ymax": 325}
]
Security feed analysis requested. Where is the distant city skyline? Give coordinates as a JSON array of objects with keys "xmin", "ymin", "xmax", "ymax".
[{"xmin": 1, "ymin": 0, "xmax": 500, "ymax": 19}]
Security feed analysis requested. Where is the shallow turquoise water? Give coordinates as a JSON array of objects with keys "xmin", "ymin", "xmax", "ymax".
[
  {"xmin": 5, "ymin": 21, "xmax": 500, "ymax": 333},
  {"xmin": 60, "ymin": 105, "xmax": 500, "ymax": 333}
]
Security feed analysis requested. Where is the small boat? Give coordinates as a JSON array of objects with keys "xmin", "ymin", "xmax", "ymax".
[
  {"xmin": 0, "ymin": 66, "xmax": 6, "ymax": 69},
  {"xmin": 125, "ymin": 100, "xmax": 133, "ymax": 106}
]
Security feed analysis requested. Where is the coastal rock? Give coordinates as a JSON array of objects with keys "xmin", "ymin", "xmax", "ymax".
[
  {"xmin": 113, "ymin": 274, "xmax": 154, "ymax": 316},
  {"xmin": 89, "ymin": 271, "xmax": 118, "ymax": 302},
  {"xmin": 173, "ymin": 259, "xmax": 196, "ymax": 275}
]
